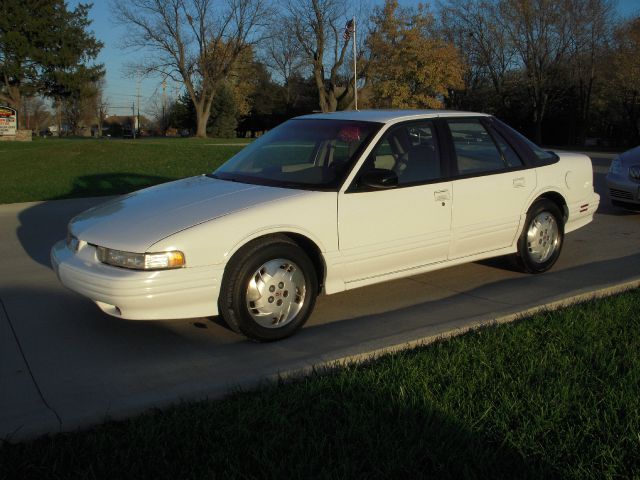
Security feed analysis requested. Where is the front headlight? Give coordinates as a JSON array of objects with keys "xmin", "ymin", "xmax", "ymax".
[
  {"xmin": 609, "ymin": 157, "xmax": 623, "ymax": 176},
  {"xmin": 96, "ymin": 246, "xmax": 185, "ymax": 270}
]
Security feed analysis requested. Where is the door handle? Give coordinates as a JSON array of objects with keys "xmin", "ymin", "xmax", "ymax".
[
  {"xmin": 513, "ymin": 177, "xmax": 526, "ymax": 188},
  {"xmin": 434, "ymin": 189, "xmax": 450, "ymax": 201}
]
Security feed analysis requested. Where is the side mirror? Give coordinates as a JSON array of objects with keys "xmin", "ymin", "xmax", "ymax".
[{"xmin": 359, "ymin": 168, "xmax": 398, "ymax": 189}]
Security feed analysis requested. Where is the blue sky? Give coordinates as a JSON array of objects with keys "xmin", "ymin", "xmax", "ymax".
[{"xmin": 72, "ymin": 0, "xmax": 640, "ymax": 118}]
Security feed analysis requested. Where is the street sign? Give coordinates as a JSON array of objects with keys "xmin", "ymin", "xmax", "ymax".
[{"xmin": 0, "ymin": 106, "xmax": 17, "ymax": 136}]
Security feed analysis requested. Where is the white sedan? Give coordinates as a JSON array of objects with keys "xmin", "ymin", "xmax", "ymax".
[{"xmin": 51, "ymin": 110, "xmax": 599, "ymax": 341}]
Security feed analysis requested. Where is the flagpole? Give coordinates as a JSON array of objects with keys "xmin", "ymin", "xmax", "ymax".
[{"xmin": 352, "ymin": 16, "xmax": 358, "ymax": 111}]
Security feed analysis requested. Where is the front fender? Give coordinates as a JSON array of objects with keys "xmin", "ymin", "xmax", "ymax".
[{"xmin": 148, "ymin": 190, "xmax": 338, "ymax": 268}]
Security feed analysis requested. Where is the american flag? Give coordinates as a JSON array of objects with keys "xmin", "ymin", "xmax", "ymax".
[{"xmin": 343, "ymin": 19, "xmax": 355, "ymax": 41}]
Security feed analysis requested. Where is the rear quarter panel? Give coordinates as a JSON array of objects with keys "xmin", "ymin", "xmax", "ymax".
[{"xmin": 526, "ymin": 152, "xmax": 598, "ymax": 231}]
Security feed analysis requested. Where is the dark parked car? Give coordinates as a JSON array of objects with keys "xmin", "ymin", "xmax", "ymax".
[{"xmin": 606, "ymin": 146, "xmax": 640, "ymax": 211}]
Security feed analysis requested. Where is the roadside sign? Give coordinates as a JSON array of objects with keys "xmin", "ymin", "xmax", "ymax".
[{"xmin": 0, "ymin": 106, "xmax": 17, "ymax": 136}]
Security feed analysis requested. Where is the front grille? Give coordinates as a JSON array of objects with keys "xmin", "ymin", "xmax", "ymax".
[
  {"xmin": 609, "ymin": 188, "xmax": 633, "ymax": 200},
  {"xmin": 629, "ymin": 165, "xmax": 640, "ymax": 181}
]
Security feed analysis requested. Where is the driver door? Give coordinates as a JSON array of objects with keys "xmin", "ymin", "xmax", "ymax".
[{"xmin": 338, "ymin": 121, "xmax": 452, "ymax": 283}]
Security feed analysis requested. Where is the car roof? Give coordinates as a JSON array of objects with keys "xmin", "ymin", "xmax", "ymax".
[{"xmin": 297, "ymin": 109, "xmax": 490, "ymax": 123}]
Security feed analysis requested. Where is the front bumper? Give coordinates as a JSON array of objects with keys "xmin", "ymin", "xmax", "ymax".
[
  {"xmin": 51, "ymin": 240, "xmax": 222, "ymax": 319},
  {"xmin": 606, "ymin": 174, "xmax": 640, "ymax": 207}
]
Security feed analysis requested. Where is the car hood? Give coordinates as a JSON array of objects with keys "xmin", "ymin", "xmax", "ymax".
[
  {"xmin": 619, "ymin": 146, "xmax": 640, "ymax": 166},
  {"xmin": 70, "ymin": 176, "xmax": 306, "ymax": 252}
]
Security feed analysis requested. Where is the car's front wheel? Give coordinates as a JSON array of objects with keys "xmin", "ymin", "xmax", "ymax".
[
  {"xmin": 219, "ymin": 237, "xmax": 318, "ymax": 342},
  {"xmin": 515, "ymin": 199, "xmax": 564, "ymax": 273}
]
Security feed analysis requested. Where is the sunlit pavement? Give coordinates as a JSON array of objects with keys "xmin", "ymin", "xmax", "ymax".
[{"xmin": 1, "ymin": 153, "xmax": 639, "ymax": 441}]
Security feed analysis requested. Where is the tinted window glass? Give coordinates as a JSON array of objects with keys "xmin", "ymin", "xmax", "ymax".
[
  {"xmin": 214, "ymin": 119, "xmax": 379, "ymax": 189},
  {"xmin": 449, "ymin": 120, "xmax": 505, "ymax": 175},
  {"xmin": 358, "ymin": 121, "xmax": 441, "ymax": 187},
  {"xmin": 492, "ymin": 129, "xmax": 523, "ymax": 168},
  {"xmin": 494, "ymin": 119, "xmax": 557, "ymax": 162}
]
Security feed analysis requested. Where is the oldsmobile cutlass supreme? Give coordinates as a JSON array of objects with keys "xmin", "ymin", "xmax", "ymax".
[{"xmin": 52, "ymin": 110, "xmax": 599, "ymax": 341}]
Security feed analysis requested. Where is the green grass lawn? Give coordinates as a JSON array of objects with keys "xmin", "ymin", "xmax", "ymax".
[
  {"xmin": 2, "ymin": 289, "xmax": 639, "ymax": 479},
  {"xmin": 0, "ymin": 137, "xmax": 248, "ymax": 204}
]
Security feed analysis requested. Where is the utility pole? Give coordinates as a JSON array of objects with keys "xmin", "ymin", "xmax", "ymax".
[
  {"xmin": 353, "ymin": 16, "xmax": 358, "ymax": 111},
  {"xmin": 162, "ymin": 79, "xmax": 167, "ymax": 135},
  {"xmin": 136, "ymin": 77, "xmax": 141, "ymax": 137},
  {"xmin": 132, "ymin": 101, "xmax": 136, "ymax": 139}
]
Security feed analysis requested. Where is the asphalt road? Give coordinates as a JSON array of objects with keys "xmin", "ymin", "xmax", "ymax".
[{"xmin": 1, "ymin": 152, "xmax": 639, "ymax": 441}]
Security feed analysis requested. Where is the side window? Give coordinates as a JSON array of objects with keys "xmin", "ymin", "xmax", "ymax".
[
  {"xmin": 492, "ymin": 129, "xmax": 524, "ymax": 168},
  {"xmin": 449, "ymin": 120, "xmax": 506, "ymax": 175},
  {"xmin": 358, "ymin": 121, "xmax": 441, "ymax": 187},
  {"xmin": 494, "ymin": 118, "xmax": 557, "ymax": 163}
]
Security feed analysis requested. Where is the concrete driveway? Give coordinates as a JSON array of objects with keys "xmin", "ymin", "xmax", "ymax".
[{"xmin": 1, "ymin": 153, "xmax": 639, "ymax": 441}]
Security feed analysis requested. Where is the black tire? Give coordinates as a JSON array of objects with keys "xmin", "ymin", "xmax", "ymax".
[
  {"xmin": 218, "ymin": 236, "xmax": 318, "ymax": 342},
  {"xmin": 514, "ymin": 199, "xmax": 564, "ymax": 274}
]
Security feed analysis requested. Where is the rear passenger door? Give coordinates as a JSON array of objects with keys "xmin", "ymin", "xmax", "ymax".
[{"xmin": 446, "ymin": 118, "xmax": 536, "ymax": 259}]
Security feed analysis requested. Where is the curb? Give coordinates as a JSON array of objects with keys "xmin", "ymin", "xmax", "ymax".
[{"xmin": 275, "ymin": 277, "xmax": 640, "ymax": 380}]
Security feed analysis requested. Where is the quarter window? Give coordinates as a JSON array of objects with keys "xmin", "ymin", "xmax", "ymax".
[
  {"xmin": 492, "ymin": 129, "xmax": 524, "ymax": 168},
  {"xmin": 449, "ymin": 120, "xmax": 506, "ymax": 175}
]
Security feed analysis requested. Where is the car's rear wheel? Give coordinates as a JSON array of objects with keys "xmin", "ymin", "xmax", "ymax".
[
  {"xmin": 219, "ymin": 237, "xmax": 318, "ymax": 342},
  {"xmin": 515, "ymin": 199, "xmax": 564, "ymax": 273}
]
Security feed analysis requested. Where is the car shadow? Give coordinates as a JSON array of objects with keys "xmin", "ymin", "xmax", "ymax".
[
  {"xmin": 16, "ymin": 173, "xmax": 173, "ymax": 268},
  {"xmin": 0, "ymin": 289, "xmax": 559, "ymax": 479},
  {"xmin": 2, "ymin": 250, "xmax": 639, "ymax": 466}
]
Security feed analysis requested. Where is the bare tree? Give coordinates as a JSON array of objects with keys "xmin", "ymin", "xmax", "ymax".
[
  {"xmin": 440, "ymin": 0, "xmax": 516, "ymax": 110},
  {"xmin": 611, "ymin": 16, "xmax": 640, "ymax": 145},
  {"xmin": 497, "ymin": 0, "xmax": 577, "ymax": 142},
  {"xmin": 262, "ymin": 22, "xmax": 305, "ymax": 108},
  {"xmin": 21, "ymin": 96, "xmax": 52, "ymax": 132},
  {"xmin": 440, "ymin": 0, "xmax": 618, "ymax": 143},
  {"xmin": 284, "ymin": 0, "xmax": 365, "ymax": 112},
  {"xmin": 567, "ymin": 0, "xmax": 615, "ymax": 144},
  {"xmin": 91, "ymin": 80, "xmax": 109, "ymax": 137},
  {"xmin": 112, "ymin": 0, "xmax": 269, "ymax": 137},
  {"xmin": 32, "ymin": 99, "xmax": 52, "ymax": 132}
]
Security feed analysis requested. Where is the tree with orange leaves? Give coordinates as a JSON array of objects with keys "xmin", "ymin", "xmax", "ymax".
[{"xmin": 366, "ymin": 0, "xmax": 464, "ymax": 109}]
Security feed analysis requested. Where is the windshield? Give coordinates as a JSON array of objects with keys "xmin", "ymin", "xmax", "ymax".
[{"xmin": 212, "ymin": 119, "xmax": 381, "ymax": 190}]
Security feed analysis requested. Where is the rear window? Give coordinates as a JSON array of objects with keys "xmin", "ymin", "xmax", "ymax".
[{"xmin": 494, "ymin": 119, "xmax": 557, "ymax": 162}]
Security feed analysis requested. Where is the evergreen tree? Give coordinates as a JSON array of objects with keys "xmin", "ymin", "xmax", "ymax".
[
  {"xmin": 207, "ymin": 83, "xmax": 238, "ymax": 138},
  {"xmin": 0, "ymin": 1, "xmax": 103, "ymax": 128}
]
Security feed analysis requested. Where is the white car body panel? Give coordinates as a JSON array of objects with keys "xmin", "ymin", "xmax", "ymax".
[
  {"xmin": 147, "ymin": 188, "xmax": 337, "ymax": 266},
  {"xmin": 449, "ymin": 169, "xmax": 537, "ymax": 259},
  {"xmin": 338, "ymin": 182, "xmax": 452, "ymax": 282},
  {"xmin": 51, "ymin": 110, "xmax": 599, "ymax": 322},
  {"xmin": 52, "ymin": 239, "xmax": 222, "ymax": 319},
  {"xmin": 69, "ymin": 176, "xmax": 306, "ymax": 253}
]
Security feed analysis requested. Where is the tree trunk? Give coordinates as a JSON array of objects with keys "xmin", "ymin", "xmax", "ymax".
[
  {"xmin": 190, "ymin": 88, "xmax": 214, "ymax": 138},
  {"xmin": 193, "ymin": 98, "xmax": 207, "ymax": 138},
  {"xmin": 195, "ymin": 114, "xmax": 208, "ymax": 138},
  {"xmin": 56, "ymin": 98, "xmax": 62, "ymax": 137},
  {"xmin": 5, "ymin": 88, "xmax": 24, "ymax": 128},
  {"xmin": 314, "ymin": 66, "xmax": 329, "ymax": 112},
  {"xmin": 195, "ymin": 97, "xmax": 214, "ymax": 138}
]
